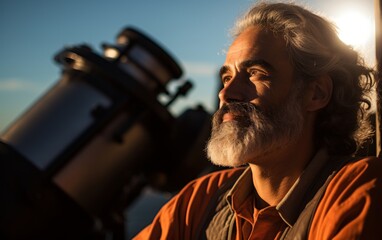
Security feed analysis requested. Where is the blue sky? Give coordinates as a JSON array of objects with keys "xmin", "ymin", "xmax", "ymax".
[{"xmin": 0, "ymin": 0, "xmax": 375, "ymax": 131}]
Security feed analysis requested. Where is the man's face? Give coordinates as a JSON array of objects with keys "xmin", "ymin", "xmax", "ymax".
[{"xmin": 207, "ymin": 25, "xmax": 305, "ymax": 167}]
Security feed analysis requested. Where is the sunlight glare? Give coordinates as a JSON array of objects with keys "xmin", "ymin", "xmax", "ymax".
[{"xmin": 334, "ymin": 10, "xmax": 374, "ymax": 49}]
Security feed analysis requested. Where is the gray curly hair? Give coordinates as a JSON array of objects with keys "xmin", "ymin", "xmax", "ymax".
[{"xmin": 232, "ymin": 2, "xmax": 375, "ymax": 155}]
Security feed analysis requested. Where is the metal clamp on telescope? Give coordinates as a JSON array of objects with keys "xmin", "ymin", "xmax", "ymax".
[{"xmin": 0, "ymin": 27, "xmax": 212, "ymax": 240}]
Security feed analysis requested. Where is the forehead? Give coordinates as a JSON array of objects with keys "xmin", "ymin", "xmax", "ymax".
[{"xmin": 225, "ymin": 25, "xmax": 289, "ymax": 67}]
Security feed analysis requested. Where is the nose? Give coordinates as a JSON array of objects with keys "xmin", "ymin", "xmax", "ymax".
[{"xmin": 218, "ymin": 73, "xmax": 250, "ymax": 106}]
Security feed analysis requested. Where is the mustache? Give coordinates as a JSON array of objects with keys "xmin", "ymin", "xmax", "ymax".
[{"xmin": 214, "ymin": 102, "xmax": 261, "ymax": 124}]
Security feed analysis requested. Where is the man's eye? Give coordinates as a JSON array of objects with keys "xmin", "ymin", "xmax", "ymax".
[
  {"xmin": 222, "ymin": 76, "xmax": 231, "ymax": 84},
  {"xmin": 249, "ymin": 69, "xmax": 258, "ymax": 76},
  {"xmin": 249, "ymin": 69, "xmax": 267, "ymax": 78}
]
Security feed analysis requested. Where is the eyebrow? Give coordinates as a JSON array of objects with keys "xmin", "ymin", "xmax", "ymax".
[{"xmin": 219, "ymin": 59, "xmax": 274, "ymax": 79}]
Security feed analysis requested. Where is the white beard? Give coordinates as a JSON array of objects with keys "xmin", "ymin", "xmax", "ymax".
[{"xmin": 206, "ymin": 92, "xmax": 304, "ymax": 167}]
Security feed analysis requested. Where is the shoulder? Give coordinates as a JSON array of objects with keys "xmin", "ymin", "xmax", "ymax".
[
  {"xmin": 353, "ymin": 155, "xmax": 382, "ymax": 172},
  {"xmin": 161, "ymin": 167, "xmax": 247, "ymax": 220},
  {"xmin": 309, "ymin": 156, "xmax": 382, "ymax": 239},
  {"xmin": 132, "ymin": 167, "xmax": 247, "ymax": 239},
  {"xmin": 324, "ymin": 156, "xmax": 381, "ymax": 204},
  {"xmin": 342, "ymin": 155, "xmax": 381, "ymax": 174},
  {"xmin": 176, "ymin": 167, "xmax": 246, "ymax": 199},
  {"xmin": 329, "ymin": 156, "xmax": 381, "ymax": 193}
]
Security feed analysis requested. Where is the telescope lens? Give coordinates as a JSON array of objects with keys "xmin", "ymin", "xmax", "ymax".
[{"xmin": 103, "ymin": 27, "xmax": 182, "ymax": 95}]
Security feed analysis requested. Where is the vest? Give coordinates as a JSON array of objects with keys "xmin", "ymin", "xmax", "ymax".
[{"xmin": 196, "ymin": 156, "xmax": 352, "ymax": 240}]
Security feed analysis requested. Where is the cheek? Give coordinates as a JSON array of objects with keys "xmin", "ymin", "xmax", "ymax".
[
  {"xmin": 252, "ymin": 86, "xmax": 293, "ymax": 111},
  {"xmin": 272, "ymin": 83, "xmax": 294, "ymax": 105},
  {"xmin": 248, "ymin": 83, "xmax": 272, "ymax": 105}
]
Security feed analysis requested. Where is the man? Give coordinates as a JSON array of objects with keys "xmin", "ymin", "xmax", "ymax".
[{"xmin": 134, "ymin": 2, "xmax": 382, "ymax": 239}]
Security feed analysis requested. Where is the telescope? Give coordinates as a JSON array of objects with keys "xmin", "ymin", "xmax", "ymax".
[{"xmin": 0, "ymin": 27, "xmax": 213, "ymax": 239}]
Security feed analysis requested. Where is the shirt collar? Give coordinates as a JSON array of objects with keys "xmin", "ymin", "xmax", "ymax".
[
  {"xmin": 276, "ymin": 148, "xmax": 329, "ymax": 226},
  {"xmin": 226, "ymin": 167, "xmax": 253, "ymax": 215},
  {"xmin": 226, "ymin": 148, "xmax": 329, "ymax": 227}
]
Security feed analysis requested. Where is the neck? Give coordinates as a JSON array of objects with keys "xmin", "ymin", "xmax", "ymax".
[{"xmin": 249, "ymin": 129, "xmax": 315, "ymax": 209}]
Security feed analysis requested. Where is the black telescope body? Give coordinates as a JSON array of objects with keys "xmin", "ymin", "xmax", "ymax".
[{"xmin": 0, "ymin": 27, "xmax": 212, "ymax": 239}]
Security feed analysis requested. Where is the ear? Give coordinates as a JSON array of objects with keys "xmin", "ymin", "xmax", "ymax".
[{"xmin": 305, "ymin": 75, "xmax": 333, "ymax": 112}]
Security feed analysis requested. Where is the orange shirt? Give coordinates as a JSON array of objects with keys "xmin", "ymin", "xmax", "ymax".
[{"xmin": 133, "ymin": 151, "xmax": 382, "ymax": 239}]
